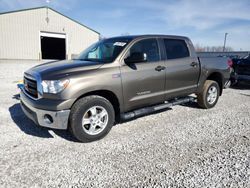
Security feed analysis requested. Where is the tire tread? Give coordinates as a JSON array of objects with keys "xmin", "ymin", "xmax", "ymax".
[
  {"xmin": 69, "ymin": 95, "xmax": 115, "ymax": 142},
  {"xmin": 197, "ymin": 80, "xmax": 219, "ymax": 109}
]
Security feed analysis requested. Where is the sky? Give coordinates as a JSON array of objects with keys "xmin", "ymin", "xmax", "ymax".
[{"xmin": 0, "ymin": 0, "xmax": 250, "ymax": 51}]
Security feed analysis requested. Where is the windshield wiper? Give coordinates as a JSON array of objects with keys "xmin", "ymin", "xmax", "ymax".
[
  {"xmin": 74, "ymin": 58, "xmax": 107, "ymax": 63},
  {"xmin": 73, "ymin": 58, "xmax": 93, "ymax": 61}
]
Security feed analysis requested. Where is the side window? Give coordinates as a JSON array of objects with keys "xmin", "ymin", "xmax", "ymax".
[
  {"xmin": 129, "ymin": 39, "xmax": 160, "ymax": 62},
  {"xmin": 164, "ymin": 39, "xmax": 190, "ymax": 60}
]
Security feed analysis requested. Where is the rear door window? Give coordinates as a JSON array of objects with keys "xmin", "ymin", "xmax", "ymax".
[{"xmin": 164, "ymin": 39, "xmax": 190, "ymax": 60}]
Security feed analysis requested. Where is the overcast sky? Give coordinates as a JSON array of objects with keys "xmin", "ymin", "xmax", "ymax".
[{"xmin": 1, "ymin": 0, "xmax": 250, "ymax": 50}]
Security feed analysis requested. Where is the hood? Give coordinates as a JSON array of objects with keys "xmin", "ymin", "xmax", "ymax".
[{"xmin": 25, "ymin": 60, "xmax": 104, "ymax": 80}]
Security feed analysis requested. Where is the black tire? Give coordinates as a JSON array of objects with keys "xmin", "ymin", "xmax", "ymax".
[
  {"xmin": 231, "ymin": 80, "xmax": 239, "ymax": 87},
  {"xmin": 69, "ymin": 95, "xmax": 115, "ymax": 142},
  {"xmin": 197, "ymin": 80, "xmax": 220, "ymax": 109}
]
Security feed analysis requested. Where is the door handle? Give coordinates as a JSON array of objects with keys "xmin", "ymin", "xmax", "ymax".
[
  {"xmin": 155, "ymin": 66, "xmax": 166, "ymax": 71},
  {"xmin": 190, "ymin": 62, "xmax": 198, "ymax": 67}
]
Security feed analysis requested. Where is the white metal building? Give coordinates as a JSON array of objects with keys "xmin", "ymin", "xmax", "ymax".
[{"xmin": 0, "ymin": 7, "xmax": 100, "ymax": 60}]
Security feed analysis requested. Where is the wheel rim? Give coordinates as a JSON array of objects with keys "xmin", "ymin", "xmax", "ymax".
[
  {"xmin": 207, "ymin": 86, "xmax": 218, "ymax": 105},
  {"xmin": 82, "ymin": 106, "xmax": 109, "ymax": 136}
]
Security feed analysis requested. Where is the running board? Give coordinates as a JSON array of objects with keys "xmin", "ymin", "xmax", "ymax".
[{"xmin": 120, "ymin": 96, "xmax": 196, "ymax": 121}]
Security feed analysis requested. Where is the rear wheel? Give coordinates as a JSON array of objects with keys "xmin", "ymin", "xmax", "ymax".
[
  {"xmin": 69, "ymin": 95, "xmax": 115, "ymax": 142},
  {"xmin": 197, "ymin": 80, "xmax": 220, "ymax": 109}
]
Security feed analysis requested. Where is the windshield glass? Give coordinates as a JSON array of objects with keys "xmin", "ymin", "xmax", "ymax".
[{"xmin": 76, "ymin": 38, "xmax": 132, "ymax": 63}]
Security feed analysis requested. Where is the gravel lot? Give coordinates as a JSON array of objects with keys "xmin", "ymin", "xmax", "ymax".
[{"xmin": 0, "ymin": 60, "xmax": 250, "ymax": 187}]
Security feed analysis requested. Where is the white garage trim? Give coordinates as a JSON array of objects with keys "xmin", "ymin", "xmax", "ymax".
[{"xmin": 40, "ymin": 31, "xmax": 66, "ymax": 39}]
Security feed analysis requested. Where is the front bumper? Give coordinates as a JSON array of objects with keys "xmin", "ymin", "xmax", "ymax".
[
  {"xmin": 236, "ymin": 74, "xmax": 250, "ymax": 81},
  {"xmin": 231, "ymin": 73, "xmax": 250, "ymax": 83},
  {"xmin": 20, "ymin": 91, "xmax": 70, "ymax": 130}
]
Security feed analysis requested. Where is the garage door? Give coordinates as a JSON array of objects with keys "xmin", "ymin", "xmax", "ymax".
[{"xmin": 40, "ymin": 32, "xmax": 66, "ymax": 60}]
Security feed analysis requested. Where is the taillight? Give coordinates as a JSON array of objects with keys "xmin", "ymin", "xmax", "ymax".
[{"xmin": 227, "ymin": 59, "xmax": 233, "ymax": 68}]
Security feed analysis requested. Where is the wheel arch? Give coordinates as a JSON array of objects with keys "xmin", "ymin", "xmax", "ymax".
[{"xmin": 72, "ymin": 90, "xmax": 121, "ymax": 122}]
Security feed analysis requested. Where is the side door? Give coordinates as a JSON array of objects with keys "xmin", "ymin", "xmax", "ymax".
[
  {"xmin": 120, "ymin": 38, "xmax": 166, "ymax": 112},
  {"xmin": 162, "ymin": 38, "xmax": 200, "ymax": 99}
]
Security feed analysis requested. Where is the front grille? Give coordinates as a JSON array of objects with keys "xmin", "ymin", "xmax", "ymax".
[{"xmin": 24, "ymin": 76, "xmax": 38, "ymax": 98}]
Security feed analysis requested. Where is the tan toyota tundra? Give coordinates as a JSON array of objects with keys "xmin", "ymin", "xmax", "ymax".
[{"xmin": 20, "ymin": 35, "xmax": 231, "ymax": 142}]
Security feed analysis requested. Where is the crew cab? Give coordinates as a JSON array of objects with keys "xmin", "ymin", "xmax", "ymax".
[{"xmin": 20, "ymin": 35, "xmax": 231, "ymax": 142}]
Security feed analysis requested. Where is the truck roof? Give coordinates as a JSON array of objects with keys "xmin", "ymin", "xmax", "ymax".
[{"xmin": 107, "ymin": 34, "xmax": 189, "ymax": 41}]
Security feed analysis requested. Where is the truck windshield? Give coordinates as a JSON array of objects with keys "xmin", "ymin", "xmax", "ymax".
[{"xmin": 76, "ymin": 38, "xmax": 132, "ymax": 63}]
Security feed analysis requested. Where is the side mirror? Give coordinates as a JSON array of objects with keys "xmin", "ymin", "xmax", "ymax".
[{"xmin": 124, "ymin": 52, "xmax": 147, "ymax": 64}]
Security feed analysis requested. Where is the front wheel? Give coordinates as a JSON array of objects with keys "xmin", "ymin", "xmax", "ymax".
[
  {"xmin": 69, "ymin": 95, "xmax": 115, "ymax": 142},
  {"xmin": 197, "ymin": 80, "xmax": 220, "ymax": 109}
]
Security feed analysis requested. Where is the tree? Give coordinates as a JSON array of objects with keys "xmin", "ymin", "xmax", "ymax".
[{"xmin": 195, "ymin": 44, "xmax": 233, "ymax": 52}]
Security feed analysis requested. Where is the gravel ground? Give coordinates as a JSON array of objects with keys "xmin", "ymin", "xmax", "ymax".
[{"xmin": 0, "ymin": 60, "xmax": 250, "ymax": 187}]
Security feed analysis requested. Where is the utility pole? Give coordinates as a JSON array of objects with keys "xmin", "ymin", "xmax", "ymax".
[{"xmin": 223, "ymin": 33, "xmax": 228, "ymax": 52}]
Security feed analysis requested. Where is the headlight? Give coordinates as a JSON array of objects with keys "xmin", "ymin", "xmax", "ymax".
[{"xmin": 41, "ymin": 79, "xmax": 69, "ymax": 94}]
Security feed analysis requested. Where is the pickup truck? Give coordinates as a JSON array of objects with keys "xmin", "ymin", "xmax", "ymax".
[
  {"xmin": 20, "ymin": 35, "xmax": 231, "ymax": 142},
  {"xmin": 231, "ymin": 54, "xmax": 250, "ymax": 85}
]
